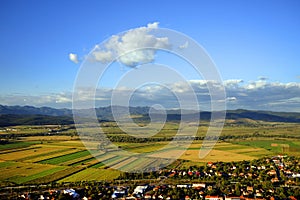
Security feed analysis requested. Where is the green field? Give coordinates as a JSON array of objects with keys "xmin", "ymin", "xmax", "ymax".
[
  {"xmin": 39, "ymin": 150, "xmax": 91, "ymax": 165},
  {"xmin": 0, "ymin": 121, "xmax": 299, "ymax": 186},
  {"xmin": 0, "ymin": 141, "xmax": 39, "ymax": 151},
  {"xmin": 233, "ymin": 139, "xmax": 300, "ymax": 156}
]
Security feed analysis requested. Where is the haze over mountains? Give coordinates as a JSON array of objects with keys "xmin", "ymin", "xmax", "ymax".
[{"xmin": 0, "ymin": 104, "xmax": 300, "ymax": 126}]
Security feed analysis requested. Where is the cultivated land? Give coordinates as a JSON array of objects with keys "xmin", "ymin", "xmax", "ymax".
[{"xmin": 0, "ymin": 120, "xmax": 299, "ymax": 186}]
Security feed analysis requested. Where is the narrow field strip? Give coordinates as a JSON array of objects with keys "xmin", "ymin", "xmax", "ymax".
[
  {"xmin": 101, "ymin": 155, "xmax": 129, "ymax": 167},
  {"xmin": 26, "ymin": 148, "xmax": 80, "ymax": 163},
  {"xmin": 0, "ymin": 146, "xmax": 41, "ymax": 155},
  {"xmin": 71, "ymin": 157, "xmax": 96, "ymax": 167},
  {"xmin": 38, "ymin": 150, "xmax": 90, "ymax": 165},
  {"xmin": 81, "ymin": 153, "xmax": 114, "ymax": 167},
  {"xmin": 60, "ymin": 154, "xmax": 93, "ymax": 166},
  {"xmin": 0, "ymin": 146, "xmax": 64, "ymax": 161},
  {"xmin": 118, "ymin": 157, "xmax": 151, "ymax": 171},
  {"xmin": 78, "ymin": 158, "xmax": 100, "ymax": 167},
  {"xmin": 124, "ymin": 143, "xmax": 167, "ymax": 153},
  {"xmin": 28, "ymin": 167, "xmax": 85, "ymax": 184},
  {"xmin": 0, "ymin": 162, "xmax": 56, "ymax": 181},
  {"xmin": 0, "ymin": 161, "xmax": 16, "ymax": 168},
  {"xmin": 61, "ymin": 150, "xmax": 104, "ymax": 166},
  {"xmin": 88, "ymin": 161, "xmax": 104, "ymax": 168},
  {"xmin": 0, "ymin": 142, "xmax": 39, "ymax": 151},
  {"xmin": 91, "ymin": 153, "xmax": 118, "ymax": 163},
  {"xmin": 58, "ymin": 168, "xmax": 120, "ymax": 182},
  {"xmin": 7, "ymin": 166, "xmax": 66, "ymax": 184},
  {"xmin": 88, "ymin": 154, "xmax": 119, "ymax": 168},
  {"xmin": 111, "ymin": 156, "xmax": 137, "ymax": 170},
  {"xmin": 68, "ymin": 151, "xmax": 104, "ymax": 166},
  {"xmin": 45, "ymin": 140, "xmax": 85, "ymax": 148},
  {"xmin": 18, "ymin": 148, "xmax": 74, "ymax": 162}
]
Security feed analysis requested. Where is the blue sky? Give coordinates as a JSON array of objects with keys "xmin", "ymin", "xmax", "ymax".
[{"xmin": 0, "ymin": 0, "xmax": 299, "ymax": 111}]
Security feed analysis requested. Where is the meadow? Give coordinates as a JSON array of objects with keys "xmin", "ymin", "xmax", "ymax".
[{"xmin": 0, "ymin": 121, "xmax": 299, "ymax": 186}]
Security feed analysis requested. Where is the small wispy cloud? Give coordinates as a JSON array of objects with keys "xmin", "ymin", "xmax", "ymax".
[
  {"xmin": 69, "ymin": 53, "xmax": 79, "ymax": 64},
  {"xmin": 226, "ymin": 97, "xmax": 237, "ymax": 102},
  {"xmin": 179, "ymin": 41, "xmax": 189, "ymax": 49}
]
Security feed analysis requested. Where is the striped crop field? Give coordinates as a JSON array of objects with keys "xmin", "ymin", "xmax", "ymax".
[
  {"xmin": 110, "ymin": 156, "xmax": 137, "ymax": 170},
  {"xmin": 0, "ymin": 141, "xmax": 40, "ymax": 151},
  {"xmin": 6, "ymin": 166, "xmax": 66, "ymax": 184},
  {"xmin": 0, "ymin": 161, "xmax": 58, "ymax": 183},
  {"xmin": 59, "ymin": 151, "xmax": 103, "ymax": 166},
  {"xmin": 88, "ymin": 153, "xmax": 119, "ymax": 168},
  {"xmin": 18, "ymin": 148, "xmax": 78, "ymax": 162},
  {"xmin": 0, "ymin": 146, "xmax": 67, "ymax": 161},
  {"xmin": 39, "ymin": 150, "xmax": 92, "ymax": 165},
  {"xmin": 0, "ymin": 146, "xmax": 41, "ymax": 155},
  {"xmin": 118, "ymin": 157, "xmax": 157, "ymax": 172},
  {"xmin": 22, "ymin": 148, "xmax": 80, "ymax": 163},
  {"xmin": 98, "ymin": 155, "xmax": 129, "ymax": 167}
]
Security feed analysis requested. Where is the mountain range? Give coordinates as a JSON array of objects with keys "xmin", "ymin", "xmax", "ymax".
[{"xmin": 0, "ymin": 105, "xmax": 300, "ymax": 126}]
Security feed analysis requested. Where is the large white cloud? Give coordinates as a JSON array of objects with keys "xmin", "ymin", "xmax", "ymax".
[{"xmin": 91, "ymin": 22, "xmax": 170, "ymax": 67}]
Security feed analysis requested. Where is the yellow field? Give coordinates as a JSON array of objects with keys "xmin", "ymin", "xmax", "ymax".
[
  {"xmin": 0, "ymin": 145, "xmax": 65, "ymax": 161},
  {"xmin": 0, "ymin": 161, "xmax": 57, "ymax": 180},
  {"xmin": 58, "ymin": 168, "xmax": 120, "ymax": 182},
  {"xmin": 20, "ymin": 135, "xmax": 79, "ymax": 141},
  {"xmin": 181, "ymin": 149, "xmax": 256, "ymax": 162},
  {"xmin": 23, "ymin": 148, "xmax": 81, "ymax": 163}
]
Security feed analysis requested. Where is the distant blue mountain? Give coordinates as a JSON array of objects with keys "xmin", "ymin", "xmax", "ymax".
[{"xmin": 0, "ymin": 105, "xmax": 299, "ymax": 126}]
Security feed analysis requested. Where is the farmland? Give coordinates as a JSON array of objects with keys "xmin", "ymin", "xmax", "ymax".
[{"xmin": 0, "ymin": 121, "xmax": 299, "ymax": 186}]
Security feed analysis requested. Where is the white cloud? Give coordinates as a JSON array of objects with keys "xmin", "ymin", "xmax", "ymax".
[
  {"xmin": 69, "ymin": 53, "xmax": 79, "ymax": 64},
  {"xmin": 226, "ymin": 97, "xmax": 237, "ymax": 102},
  {"xmin": 93, "ymin": 51, "xmax": 113, "ymax": 63},
  {"xmin": 146, "ymin": 22, "xmax": 159, "ymax": 29},
  {"xmin": 1, "ymin": 79, "xmax": 300, "ymax": 112},
  {"xmin": 244, "ymin": 80, "xmax": 267, "ymax": 90},
  {"xmin": 223, "ymin": 79, "xmax": 243, "ymax": 87},
  {"xmin": 91, "ymin": 22, "xmax": 170, "ymax": 67},
  {"xmin": 179, "ymin": 41, "xmax": 189, "ymax": 49},
  {"xmin": 55, "ymin": 95, "xmax": 72, "ymax": 103}
]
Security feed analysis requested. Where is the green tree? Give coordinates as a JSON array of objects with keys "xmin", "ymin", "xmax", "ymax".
[{"xmin": 234, "ymin": 184, "xmax": 241, "ymax": 196}]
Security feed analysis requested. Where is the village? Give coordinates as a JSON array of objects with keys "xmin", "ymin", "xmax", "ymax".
[{"xmin": 7, "ymin": 155, "xmax": 300, "ymax": 200}]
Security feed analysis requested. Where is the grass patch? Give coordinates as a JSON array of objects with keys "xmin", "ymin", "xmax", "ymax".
[{"xmin": 233, "ymin": 139, "xmax": 300, "ymax": 154}]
